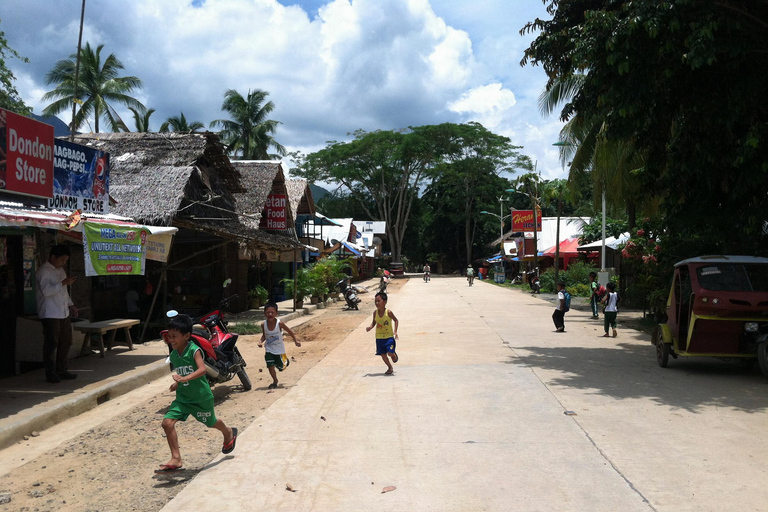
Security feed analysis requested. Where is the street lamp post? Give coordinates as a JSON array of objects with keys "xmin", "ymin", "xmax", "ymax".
[
  {"xmin": 506, "ymin": 165, "xmax": 540, "ymax": 279},
  {"xmin": 481, "ymin": 196, "xmax": 510, "ymax": 255}
]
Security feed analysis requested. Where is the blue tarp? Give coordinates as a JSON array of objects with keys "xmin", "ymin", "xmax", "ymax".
[
  {"xmin": 341, "ymin": 241, "xmax": 362, "ymax": 256},
  {"xmin": 510, "ymin": 252, "xmax": 544, "ymax": 262},
  {"xmin": 487, "ymin": 255, "xmax": 502, "ymax": 262}
]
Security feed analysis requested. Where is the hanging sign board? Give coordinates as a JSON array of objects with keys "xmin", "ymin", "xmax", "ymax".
[
  {"xmin": 82, "ymin": 221, "xmax": 149, "ymax": 276},
  {"xmin": 49, "ymin": 139, "xmax": 110, "ymax": 214},
  {"xmin": 512, "ymin": 210, "xmax": 542, "ymax": 232},
  {"xmin": 259, "ymin": 194, "xmax": 287, "ymax": 230},
  {"xmin": 0, "ymin": 109, "xmax": 55, "ymax": 199},
  {"xmin": 145, "ymin": 232, "xmax": 174, "ymax": 262}
]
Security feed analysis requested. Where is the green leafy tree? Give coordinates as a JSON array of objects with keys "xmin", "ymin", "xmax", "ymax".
[
  {"xmin": 295, "ymin": 128, "xmax": 437, "ymax": 263},
  {"xmin": 42, "ymin": 42, "xmax": 144, "ymax": 133},
  {"xmin": 126, "ymin": 107, "xmax": 155, "ymax": 132},
  {"xmin": 160, "ymin": 112, "xmax": 205, "ymax": 133},
  {"xmin": 210, "ymin": 89, "xmax": 286, "ymax": 159},
  {"xmin": 523, "ymin": 1, "xmax": 768, "ymax": 253},
  {"xmin": 0, "ymin": 21, "xmax": 31, "ymax": 115},
  {"xmin": 422, "ymin": 122, "xmax": 531, "ymax": 265}
]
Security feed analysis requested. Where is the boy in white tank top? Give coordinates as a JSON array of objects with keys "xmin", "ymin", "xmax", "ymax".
[{"xmin": 259, "ymin": 302, "xmax": 301, "ymax": 389}]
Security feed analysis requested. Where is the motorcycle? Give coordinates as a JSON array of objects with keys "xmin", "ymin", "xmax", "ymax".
[
  {"xmin": 336, "ymin": 277, "xmax": 361, "ymax": 310},
  {"xmin": 527, "ymin": 270, "xmax": 541, "ymax": 294},
  {"xmin": 163, "ymin": 295, "xmax": 252, "ymax": 391},
  {"xmin": 423, "ymin": 268, "xmax": 431, "ymax": 282},
  {"xmin": 379, "ymin": 271, "xmax": 391, "ymax": 293}
]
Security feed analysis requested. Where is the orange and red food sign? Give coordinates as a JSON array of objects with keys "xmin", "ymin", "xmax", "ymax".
[{"xmin": 512, "ymin": 209, "xmax": 542, "ymax": 232}]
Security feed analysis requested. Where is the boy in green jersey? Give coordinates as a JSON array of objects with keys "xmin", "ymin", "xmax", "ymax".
[{"xmin": 157, "ymin": 315, "xmax": 237, "ymax": 473}]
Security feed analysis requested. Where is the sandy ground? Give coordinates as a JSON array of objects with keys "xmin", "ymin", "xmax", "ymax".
[{"xmin": 0, "ymin": 279, "xmax": 405, "ymax": 512}]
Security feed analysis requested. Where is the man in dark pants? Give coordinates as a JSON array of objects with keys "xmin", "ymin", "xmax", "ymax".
[
  {"xmin": 36, "ymin": 245, "xmax": 79, "ymax": 383},
  {"xmin": 552, "ymin": 281, "xmax": 566, "ymax": 332}
]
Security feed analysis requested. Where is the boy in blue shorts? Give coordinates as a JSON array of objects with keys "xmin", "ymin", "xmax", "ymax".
[
  {"xmin": 258, "ymin": 302, "xmax": 301, "ymax": 389},
  {"xmin": 157, "ymin": 315, "xmax": 237, "ymax": 473},
  {"xmin": 366, "ymin": 292, "xmax": 400, "ymax": 375}
]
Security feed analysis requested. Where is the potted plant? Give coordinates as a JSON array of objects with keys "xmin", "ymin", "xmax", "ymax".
[
  {"xmin": 247, "ymin": 285, "xmax": 269, "ymax": 309},
  {"xmin": 307, "ymin": 265, "xmax": 328, "ymax": 304},
  {"xmin": 282, "ymin": 267, "xmax": 313, "ymax": 308}
]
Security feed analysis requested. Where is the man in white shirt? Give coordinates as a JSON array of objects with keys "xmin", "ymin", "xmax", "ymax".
[{"xmin": 36, "ymin": 245, "xmax": 78, "ymax": 383}]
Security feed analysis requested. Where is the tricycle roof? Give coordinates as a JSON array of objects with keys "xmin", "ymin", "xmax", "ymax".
[{"xmin": 674, "ymin": 255, "xmax": 768, "ymax": 268}]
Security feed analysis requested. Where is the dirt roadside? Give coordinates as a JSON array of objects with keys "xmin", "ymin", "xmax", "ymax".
[{"xmin": 0, "ymin": 279, "xmax": 404, "ymax": 512}]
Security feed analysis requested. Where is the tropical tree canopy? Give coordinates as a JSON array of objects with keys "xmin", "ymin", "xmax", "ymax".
[
  {"xmin": 126, "ymin": 107, "xmax": 155, "ymax": 132},
  {"xmin": 0, "ymin": 20, "xmax": 31, "ymax": 115},
  {"xmin": 210, "ymin": 89, "xmax": 286, "ymax": 160},
  {"xmin": 523, "ymin": 0, "xmax": 768, "ymax": 253},
  {"xmin": 160, "ymin": 112, "xmax": 204, "ymax": 133},
  {"xmin": 42, "ymin": 42, "xmax": 144, "ymax": 133}
]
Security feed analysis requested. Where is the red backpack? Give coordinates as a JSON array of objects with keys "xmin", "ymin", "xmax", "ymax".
[{"xmin": 596, "ymin": 284, "xmax": 607, "ymax": 299}]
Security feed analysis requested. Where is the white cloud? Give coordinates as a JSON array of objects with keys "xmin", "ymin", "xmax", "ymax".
[{"xmin": 4, "ymin": 0, "xmax": 563, "ymax": 175}]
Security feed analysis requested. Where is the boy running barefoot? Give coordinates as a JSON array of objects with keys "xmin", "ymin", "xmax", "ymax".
[
  {"xmin": 258, "ymin": 302, "xmax": 301, "ymax": 389},
  {"xmin": 158, "ymin": 315, "xmax": 236, "ymax": 474},
  {"xmin": 366, "ymin": 292, "xmax": 399, "ymax": 375}
]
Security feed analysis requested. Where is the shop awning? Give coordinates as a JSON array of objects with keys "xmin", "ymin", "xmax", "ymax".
[{"xmin": 341, "ymin": 241, "xmax": 362, "ymax": 256}]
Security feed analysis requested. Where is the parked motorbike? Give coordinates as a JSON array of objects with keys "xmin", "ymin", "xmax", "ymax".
[
  {"xmin": 379, "ymin": 271, "xmax": 391, "ymax": 293},
  {"xmin": 163, "ymin": 295, "xmax": 252, "ymax": 391},
  {"xmin": 527, "ymin": 270, "xmax": 541, "ymax": 294},
  {"xmin": 336, "ymin": 277, "xmax": 361, "ymax": 310}
]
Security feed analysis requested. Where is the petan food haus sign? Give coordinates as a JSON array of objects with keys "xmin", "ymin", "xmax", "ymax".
[
  {"xmin": 49, "ymin": 139, "xmax": 110, "ymax": 214},
  {"xmin": 259, "ymin": 194, "xmax": 287, "ymax": 230},
  {"xmin": 0, "ymin": 109, "xmax": 55, "ymax": 198}
]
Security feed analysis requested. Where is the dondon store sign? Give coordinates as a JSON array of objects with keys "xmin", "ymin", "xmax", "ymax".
[
  {"xmin": 0, "ymin": 109, "xmax": 54, "ymax": 198},
  {"xmin": 83, "ymin": 222, "xmax": 149, "ymax": 276}
]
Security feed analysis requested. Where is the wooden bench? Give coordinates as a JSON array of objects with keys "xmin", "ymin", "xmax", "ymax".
[{"xmin": 75, "ymin": 319, "xmax": 141, "ymax": 358}]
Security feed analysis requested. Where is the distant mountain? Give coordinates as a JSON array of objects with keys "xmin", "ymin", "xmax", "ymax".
[
  {"xmin": 310, "ymin": 183, "xmax": 330, "ymax": 202},
  {"xmin": 31, "ymin": 114, "xmax": 71, "ymax": 137}
]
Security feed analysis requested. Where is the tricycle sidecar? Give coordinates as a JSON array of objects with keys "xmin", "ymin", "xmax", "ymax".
[{"xmin": 652, "ymin": 255, "xmax": 768, "ymax": 375}]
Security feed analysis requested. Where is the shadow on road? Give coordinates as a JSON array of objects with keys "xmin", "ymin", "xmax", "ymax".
[{"xmin": 507, "ymin": 342, "xmax": 768, "ymax": 413}]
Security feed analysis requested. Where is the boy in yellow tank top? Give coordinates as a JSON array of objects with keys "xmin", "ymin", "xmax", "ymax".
[{"xmin": 366, "ymin": 292, "xmax": 400, "ymax": 375}]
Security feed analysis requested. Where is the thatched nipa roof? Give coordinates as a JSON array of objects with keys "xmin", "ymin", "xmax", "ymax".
[
  {"xmin": 286, "ymin": 178, "xmax": 316, "ymax": 221},
  {"xmin": 70, "ymin": 132, "xmax": 244, "ymax": 225},
  {"xmin": 231, "ymin": 160, "xmax": 294, "ymax": 231}
]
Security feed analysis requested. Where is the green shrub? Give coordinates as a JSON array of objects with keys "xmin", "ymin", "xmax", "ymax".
[{"xmin": 568, "ymin": 283, "xmax": 591, "ymax": 297}]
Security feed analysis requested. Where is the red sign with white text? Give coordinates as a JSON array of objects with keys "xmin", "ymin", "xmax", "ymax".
[
  {"xmin": 259, "ymin": 194, "xmax": 288, "ymax": 230},
  {"xmin": 512, "ymin": 209, "xmax": 542, "ymax": 232},
  {"xmin": 0, "ymin": 109, "xmax": 55, "ymax": 198}
]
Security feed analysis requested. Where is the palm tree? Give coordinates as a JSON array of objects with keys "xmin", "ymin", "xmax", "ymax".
[
  {"xmin": 159, "ymin": 112, "xmax": 205, "ymax": 133},
  {"xmin": 42, "ymin": 42, "xmax": 144, "ymax": 133},
  {"xmin": 126, "ymin": 107, "xmax": 155, "ymax": 132},
  {"xmin": 210, "ymin": 89, "xmax": 286, "ymax": 159}
]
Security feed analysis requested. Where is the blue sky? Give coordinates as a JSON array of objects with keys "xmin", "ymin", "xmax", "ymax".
[{"xmin": 2, "ymin": 0, "xmax": 566, "ymax": 179}]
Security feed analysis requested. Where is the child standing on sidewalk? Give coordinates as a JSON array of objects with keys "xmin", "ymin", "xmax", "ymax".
[
  {"xmin": 258, "ymin": 302, "xmax": 301, "ymax": 389},
  {"xmin": 588, "ymin": 272, "xmax": 600, "ymax": 319},
  {"xmin": 366, "ymin": 292, "xmax": 400, "ymax": 375},
  {"xmin": 158, "ymin": 315, "xmax": 236, "ymax": 473},
  {"xmin": 601, "ymin": 282, "xmax": 620, "ymax": 337},
  {"xmin": 552, "ymin": 281, "xmax": 567, "ymax": 332}
]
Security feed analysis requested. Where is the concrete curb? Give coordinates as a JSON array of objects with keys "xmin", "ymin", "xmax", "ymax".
[{"xmin": 0, "ymin": 359, "xmax": 171, "ymax": 451}]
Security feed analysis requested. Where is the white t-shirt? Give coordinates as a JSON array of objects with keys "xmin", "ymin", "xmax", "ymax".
[
  {"xmin": 263, "ymin": 318, "xmax": 286, "ymax": 355},
  {"xmin": 557, "ymin": 291, "xmax": 565, "ymax": 311},
  {"xmin": 35, "ymin": 262, "xmax": 73, "ymax": 319},
  {"xmin": 605, "ymin": 292, "xmax": 619, "ymax": 312}
]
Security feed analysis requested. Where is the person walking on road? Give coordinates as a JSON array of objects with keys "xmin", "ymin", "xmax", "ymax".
[
  {"xmin": 366, "ymin": 292, "xmax": 399, "ymax": 375},
  {"xmin": 258, "ymin": 302, "xmax": 301, "ymax": 389},
  {"xmin": 158, "ymin": 314, "xmax": 237, "ymax": 473},
  {"xmin": 552, "ymin": 281, "xmax": 567, "ymax": 332},
  {"xmin": 36, "ymin": 244, "xmax": 79, "ymax": 383},
  {"xmin": 466, "ymin": 265, "xmax": 475, "ymax": 286},
  {"xmin": 588, "ymin": 272, "xmax": 600, "ymax": 319},
  {"xmin": 601, "ymin": 282, "xmax": 620, "ymax": 338}
]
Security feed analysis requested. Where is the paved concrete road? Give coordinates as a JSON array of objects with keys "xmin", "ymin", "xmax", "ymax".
[{"xmin": 161, "ymin": 278, "xmax": 768, "ymax": 512}]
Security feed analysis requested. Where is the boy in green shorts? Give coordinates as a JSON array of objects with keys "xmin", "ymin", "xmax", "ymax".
[
  {"xmin": 157, "ymin": 315, "xmax": 237, "ymax": 473},
  {"xmin": 258, "ymin": 302, "xmax": 301, "ymax": 389}
]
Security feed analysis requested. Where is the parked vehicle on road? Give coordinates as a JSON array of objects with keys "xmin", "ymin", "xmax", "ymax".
[
  {"xmin": 379, "ymin": 271, "xmax": 391, "ymax": 293},
  {"xmin": 527, "ymin": 270, "xmax": 541, "ymax": 293},
  {"xmin": 652, "ymin": 255, "xmax": 768, "ymax": 375},
  {"xmin": 163, "ymin": 294, "xmax": 251, "ymax": 390},
  {"xmin": 337, "ymin": 277, "xmax": 361, "ymax": 310}
]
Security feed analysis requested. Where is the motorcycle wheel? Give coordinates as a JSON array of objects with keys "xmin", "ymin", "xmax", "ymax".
[{"xmin": 237, "ymin": 368, "xmax": 252, "ymax": 391}]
